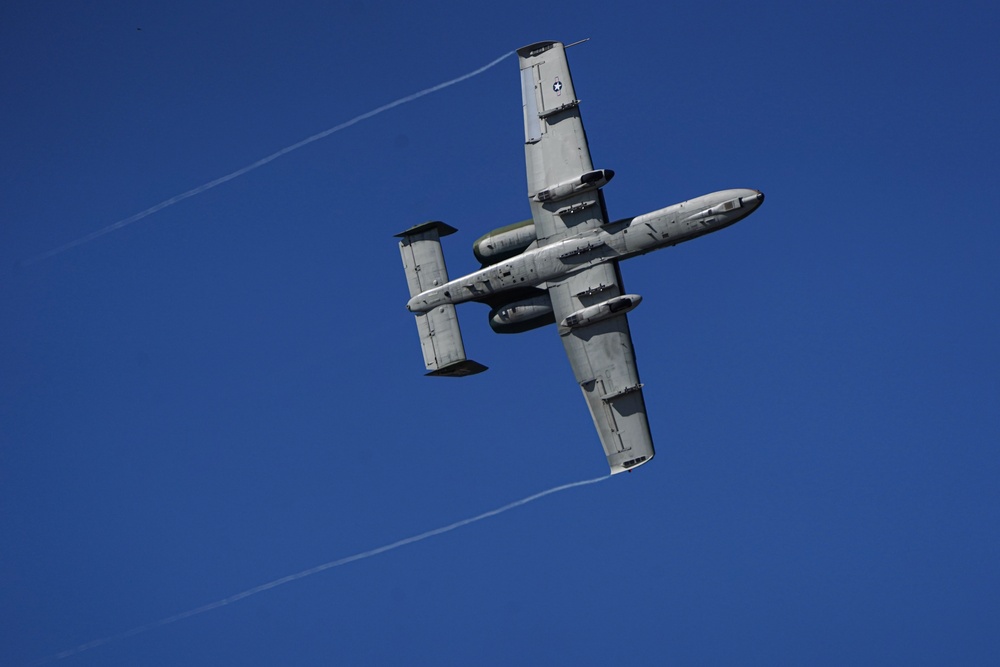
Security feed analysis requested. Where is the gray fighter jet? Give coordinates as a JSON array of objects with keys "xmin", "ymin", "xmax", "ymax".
[{"xmin": 396, "ymin": 40, "xmax": 764, "ymax": 474}]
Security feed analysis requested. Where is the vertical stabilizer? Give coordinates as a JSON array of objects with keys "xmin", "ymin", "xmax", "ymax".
[{"xmin": 395, "ymin": 222, "xmax": 487, "ymax": 377}]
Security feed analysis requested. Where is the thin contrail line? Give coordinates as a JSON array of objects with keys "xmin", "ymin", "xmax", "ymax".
[
  {"xmin": 27, "ymin": 474, "xmax": 609, "ymax": 665},
  {"xmin": 22, "ymin": 50, "xmax": 515, "ymax": 265}
]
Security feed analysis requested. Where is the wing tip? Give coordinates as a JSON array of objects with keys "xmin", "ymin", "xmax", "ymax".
[
  {"xmin": 517, "ymin": 40, "xmax": 561, "ymax": 59},
  {"xmin": 609, "ymin": 452, "xmax": 654, "ymax": 475}
]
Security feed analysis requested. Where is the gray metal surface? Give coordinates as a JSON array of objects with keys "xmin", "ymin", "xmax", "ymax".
[
  {"xmin": 396, "ymin": 222, "xmax": 485, "ymax": 376},
  {"xmin": 518, "ymin": 41, "xmax": 605, "ymax": 246},
  {"xmin": 518, "ymin": 41, "xmax": 653, "ymax": 473},
  {"xmin": 547, "ymin": 262, "xmax": 654, "ymax": 473}
]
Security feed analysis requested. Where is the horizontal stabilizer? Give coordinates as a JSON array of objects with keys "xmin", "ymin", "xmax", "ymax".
[
  {"xmin": 395, "ymin": 221, "xmax": 457, "ymax": 297},
  {"xmin": 397, "ymin": 222, "xmax": 486, "ymax": 377}
]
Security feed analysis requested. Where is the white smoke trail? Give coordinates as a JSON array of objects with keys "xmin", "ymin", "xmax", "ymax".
[
  {"xmin": 22, "ymin": 50, "xmax": 515, "ymax": 265},
  {"xmin": 28, "ymin": 474, "xmax": 609, "ymax": 665}
]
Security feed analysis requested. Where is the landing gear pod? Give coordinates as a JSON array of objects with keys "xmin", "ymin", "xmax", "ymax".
[
  {"xmin": 532, "ymin": 169, "xmax": 615, "ymax": 203},
  {"xmin": 559, "ymin": 294, "xmax": 642, "ymax": 331}
]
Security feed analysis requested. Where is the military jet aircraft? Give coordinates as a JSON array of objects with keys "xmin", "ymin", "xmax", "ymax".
[{"xmin": 396, "ymin": 40, "xmax": 764, "ymax": 474}]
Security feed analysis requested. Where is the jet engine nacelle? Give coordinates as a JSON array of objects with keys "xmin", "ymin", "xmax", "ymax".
[
  {"xmin": 560, "ymin": 294, "xmax": 642, "ymax": 330},
  {"xmin": 532, "ymin": 169, "xmax": 615, "ymax": 203},
  {"xmin": 488, "ymin": 293, "xmax": 555, "ymax": 334},
  {"xmin": 473, "ymin": 219, "xmax": 537, "ymax": 266}
]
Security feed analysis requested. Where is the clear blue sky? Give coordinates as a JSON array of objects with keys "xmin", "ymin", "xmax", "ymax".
[{"xmin": 3, "ymin": 1, "xmax": 998, "ymax": 665}]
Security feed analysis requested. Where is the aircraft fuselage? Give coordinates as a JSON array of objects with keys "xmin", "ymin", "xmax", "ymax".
[{"xmin": 406, "ymin": 188, "xmax": 763, "ymax": 314}]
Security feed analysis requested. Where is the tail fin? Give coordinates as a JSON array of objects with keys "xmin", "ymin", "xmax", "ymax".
[{"xmin": 395, "ymin": 222, "xmax": 487, "ymax": 377}]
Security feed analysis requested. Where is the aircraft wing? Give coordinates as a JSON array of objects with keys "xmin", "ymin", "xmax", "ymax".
[
  {"xmin": 547, "ymin": 261, "xmax": 654, "ymax": 473},
  {"xmin": 517, "ymin": 41, "xmax": 654, "ymax": 473},
  {"xmin": 518, "ymin": 41, "xmax": 607, "ymax": 246}
]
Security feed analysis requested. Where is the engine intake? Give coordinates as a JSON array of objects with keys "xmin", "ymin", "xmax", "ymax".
[
  {"xmin": 488, "ymin": 293, "xmax": 554, "ymax": 334},
  {"xmin": 473, "ymin": 219, "xmax": 536, "ymax": 266}
]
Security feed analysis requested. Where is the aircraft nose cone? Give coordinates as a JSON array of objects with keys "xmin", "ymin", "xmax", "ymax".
[{"xmin": 742, "ymin": 190, "xmax": 764, "ymax": 206}]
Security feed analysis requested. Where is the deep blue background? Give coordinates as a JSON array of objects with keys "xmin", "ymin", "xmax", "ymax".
[{"xmin": 3, "ymin": 1, "xmax": 998, "ymax": 665}]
